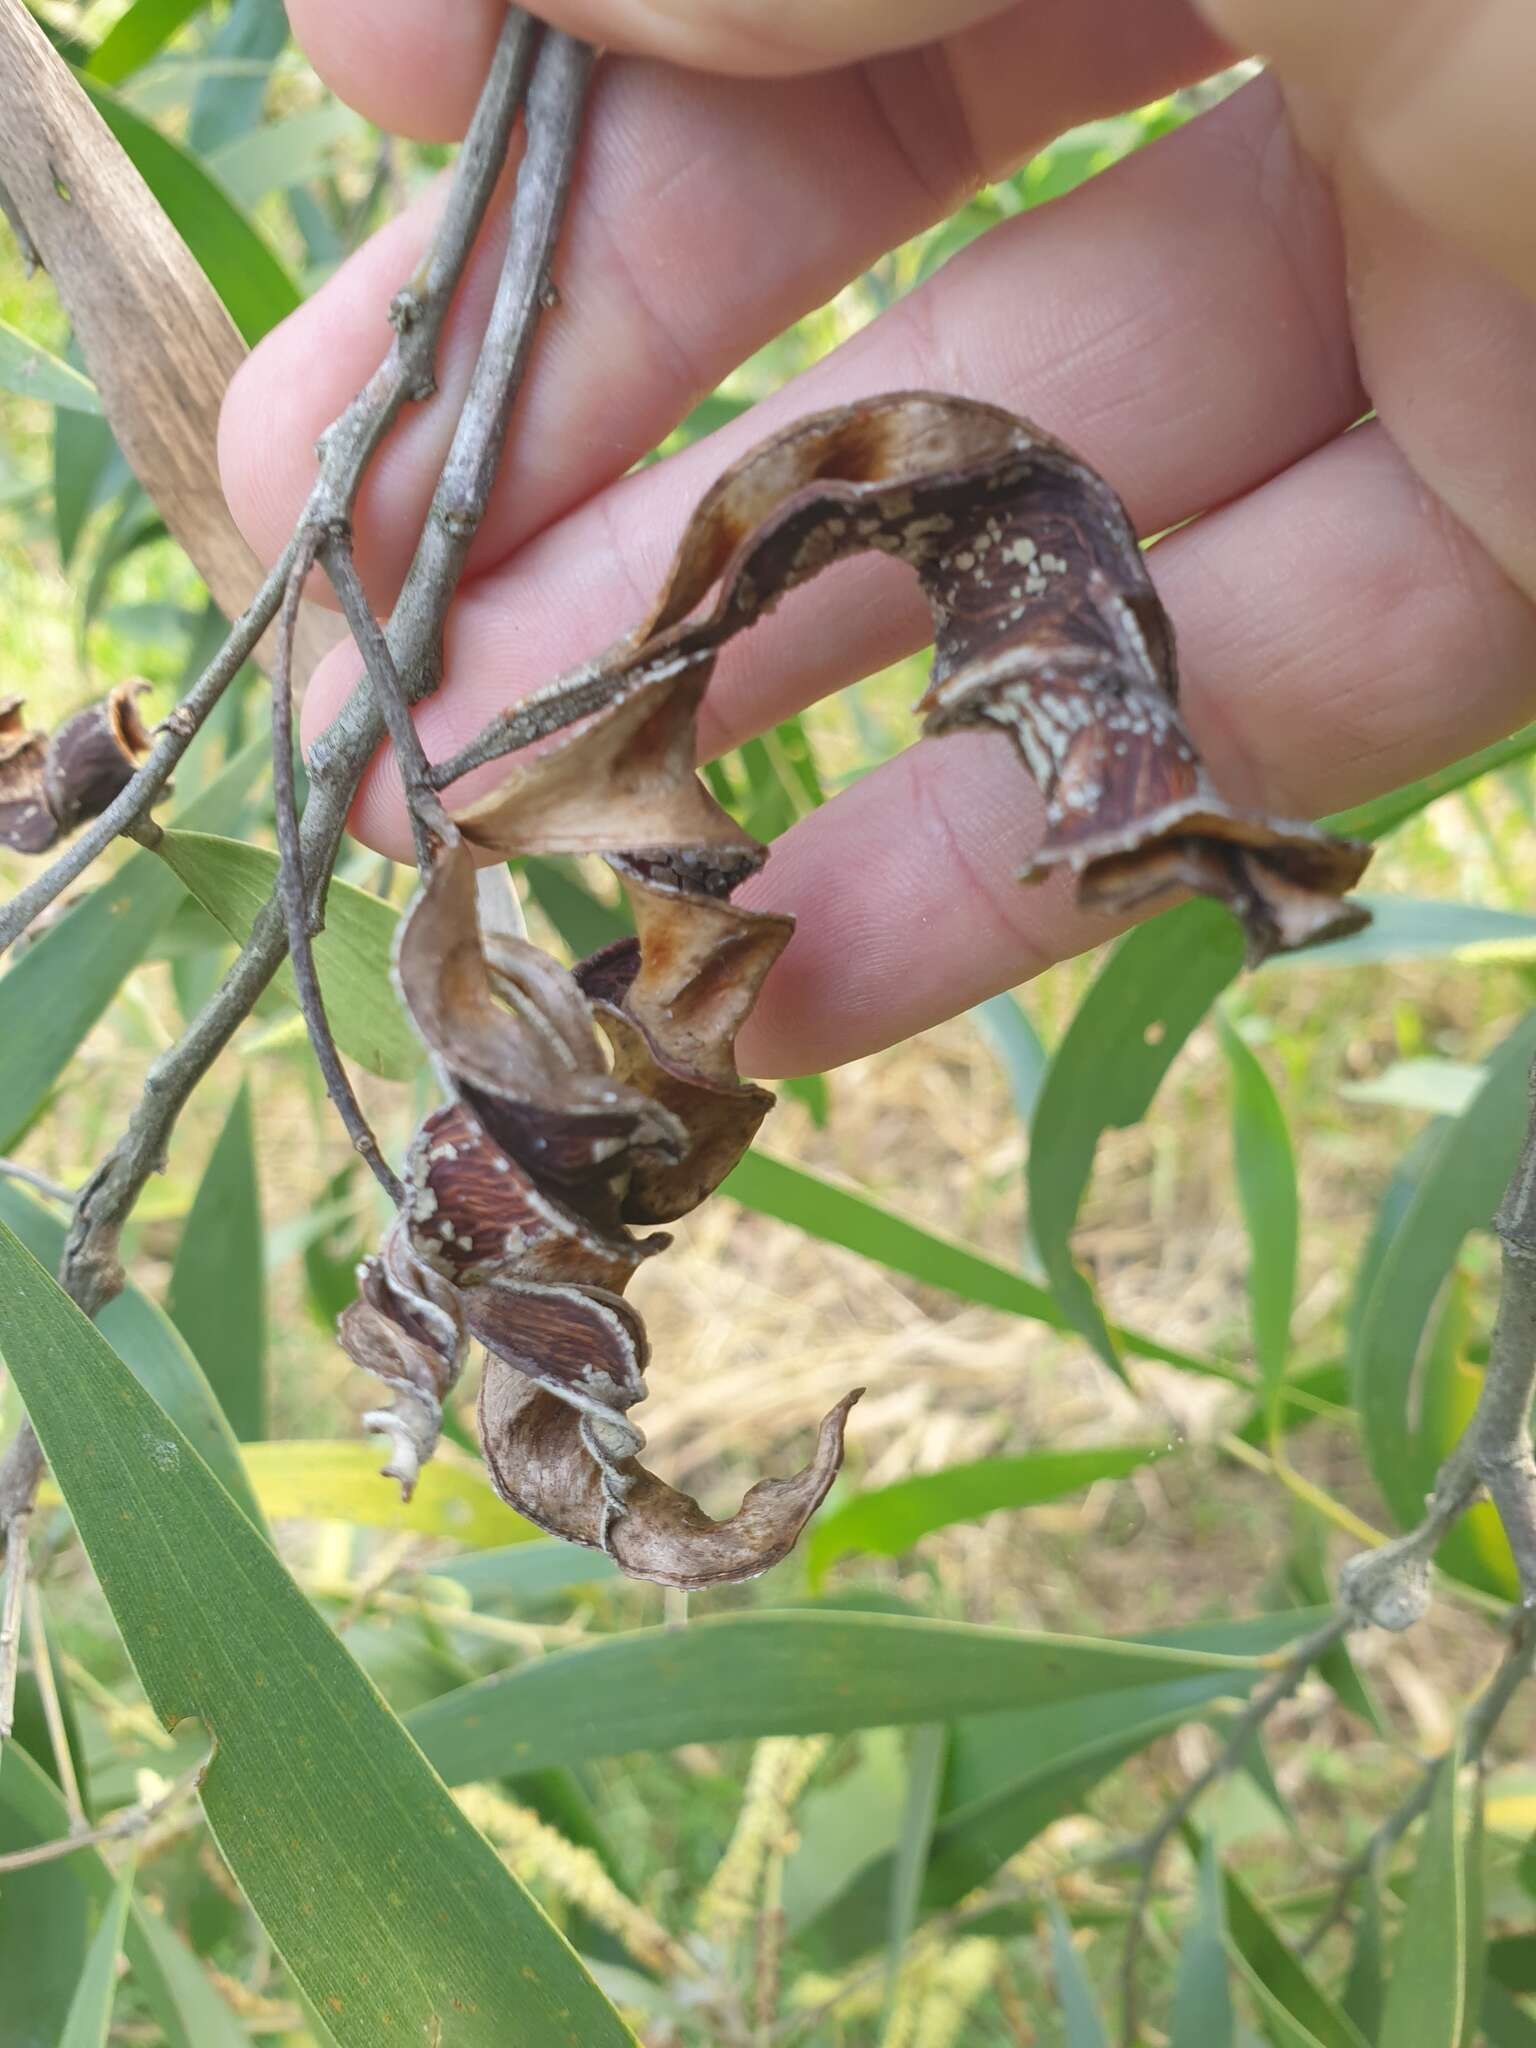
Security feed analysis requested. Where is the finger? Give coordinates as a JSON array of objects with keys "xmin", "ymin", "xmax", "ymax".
[
  {"xmin": 289, "ymin": 0, "xmax": 1023, "ymax": 112},
  {"xmin": 730, "ymin": 421, "xmax": 1536, "ymax": 1075},
  {"xmin": 301, "ymin": 79, "xmax": 1365, "ymax": 838},
  {"xmin": 286, "ymin": 0, "xmax": 507, "ymax": 141},
  {"xmin": 1194, "ymin": 0, "xmax": 1536, "ymax": 301},
  {"xmin": 519, "ymin": 0, "xmax": 1017, "ymax": 77},
  {"xmin": 222, "ymin": 0, "xmax": 1230, "ymax": 596}
]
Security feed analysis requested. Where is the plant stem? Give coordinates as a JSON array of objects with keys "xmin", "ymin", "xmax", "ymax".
[
  {"xmin": 270, "ymin": 532, "xmax": 403, "ymax": 1201},
  {"xmin": 0, "ymin": 8, "xmax": 581, "ymax": 1555},
  {"xmin": 1301, "ymin": 1608, "xmax": 1536, "ymax": 1955},
  {"xmin": 24, "ymin": 1578, "xmax": 85, "ymax": 1824},
  {"xmin": 1116, "ymin": 1611, "xmax": 1350, "ymax": 2045},
  {"xmin": 0, "ymin": 1157, "xmax": 74, "ymax": 1205},
  {"xmin": 1340, "ymin": 1054, "xmax": 1536, "ymax": 1633},
  {"xmin": 0, "ymin": 1757, "xmax": 206, "ymax": 1874},
  {"xmin": 318, "ymin": 538, "xmax": 452, "ymax": 876}
]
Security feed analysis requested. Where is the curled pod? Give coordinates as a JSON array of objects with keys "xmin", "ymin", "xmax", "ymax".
[{"xmin": 0, "ymin": 681, "xmax": 152, "ymax": 855}]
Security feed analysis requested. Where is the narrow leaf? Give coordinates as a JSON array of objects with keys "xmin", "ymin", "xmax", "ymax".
[
  {"xmin": 519, "ymin": 854, "xmax": 629, "ymax": 956},
  {"xmin": 187, "ymin": 0, "xmax": 287, "ymax": 153},
  {"xmin": 81, "ymin": 81, "xmax": 300, "ymax": 344},
  {"xmin": 1222, "ymin": 1863, "xmax": 1369, "ymax": 2048},
  {"xmin": 0, "ymin": 1744, "xmax": 94, "ymax": 2046},
  {"xmin": 1355, "ymin": 1012, "xmax": 1536, "ymax": 1539},
  {"xmin": 1342, "ymin": 1860, "xmax": 1384, "ymax": 2043},
  {"xmin": 883, "ymin": 1725, "xmax": 948, "ymax": 2017},
  {"xmin": 1324, "ymin": 728, "xmax": 1536, "ymax": 841},
  {"xmin": 800, "ymin": 1612, "xmax": 1318, "ymax": 1964},
  {"xmin": 0, "ymin": 1747, "xmax": 249, "ymax": 2048},
  {"xmin": 1028, "ymin": 900, "xmax": 1245, "ymax": 1375},
  {"xmin": 167, "ymin": 1079, "xmax": 266, "ymax": 1440},
  {"xmin": 59, "ymin": 1861, "xmax": 134, "ymax": 2048},
  {"xmin": 78, "ymin": 489, "xmax": 166, "ymax": 634},
  {"xmin": 0, "ymin": 317, "xmax": 102, "ymax": 412},
  {"xmin": 1050, "ymin": 1904, "xmax": 1111, "ymax": 2047},
  {"xmin": 0, "ymin": 12, "xmax": 320, "ymax": 657},
  {"xmin": 720, "ymin": 1149, "xmax": 1229, "ymax": 1380},
  {"xmin": 1381, "ymin": 1743, "xmax": 1466, "ymax": 2048},
  {"xmin": 807, "ymin": 1443, "xmax": 1162, "ymax": 1586},
  {"xmin": 128, "ymin": 1903, "xmax": 252, "ymax": 2048},
  {"xmin": 1231, "ymin": 1955, "xmax": 1330, "ymax": 2048},
  {"xmin": 154, "ymin": 831, "xmax": 420, "ymax": 1080},
  {"xmin": 1464, "ymin": 1778, "xmax": 1487, "ymax": 2048},
  {"xmin": 238, "ymin": 1439, "xmax": 527, "ymax": 1547},
  {"xmin": 53, "ymin": 405, "xmax": 121, "ymax": 568},
  {"xmin": 1483, "ymin": 1983, "xmax": 1536, "ymax": 2047},
  {"xmin": 973, "ymin": 989, "xmax": 1050, "ymax": 1126},
  {"xmin": 425, "ymin": 1539, "xmax": 622, "ymax": 1607},
  {"xmin": 406, "ymin": 1611, "xmax": 1265, "ymax": 1785},
  {"xmin": 1217, "ymin": 1015, "xmax": 1298, "ymax": 1427},
  {"xmin": 0, "ymin": 1180, "xmax": 261, "ymax": 1528},
  {"xmin": 0, "ymin": 1220, "xmax": 633, "ymax": 2047},
  {"xmin": 299, "ymin": 1163, "xmax": 366, "ymax": 1327},
  {"xmin": 1171, "ymin": 1839, "xmax": 1235, "ymax": 2048},
  {"xmin": 208, "ymin": 102, "xmax": 361, "ymax": 207},
  {"xmin": 85, "ymin": 0, "xmax": 206, "ymax": 84}
]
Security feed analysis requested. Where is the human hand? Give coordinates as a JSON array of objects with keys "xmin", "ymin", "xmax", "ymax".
[{"xmin": 219, "ymin": 0, "xmax": 1536, "ymax": 1077}]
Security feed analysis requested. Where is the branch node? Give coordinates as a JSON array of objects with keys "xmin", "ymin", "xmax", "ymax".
[
  {"xmin": 1338, "ymin": 1539, "xmax": 1433, "ymax": 1633},
  {"xmin": 388, "ymin": 286, "xmax": 423, "ymax": 333}
]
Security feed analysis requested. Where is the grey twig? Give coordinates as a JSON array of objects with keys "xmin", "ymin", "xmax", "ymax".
[
  {"xmin": 50, "ymin": 8, "xmax": 555, "ymax": 1318},
  {"xmin": 263, "ymin": 23, "xmax": 590, "ymax": 1193},
  {"xmin": 0, "ymin": 12, "xmax": 581, "ymax": 1548},
  {"xmin": 0, "ymin": 1156, "xmax": 74, "ymax": 1205},
  {"xmin": 1476, "ymin": 1068, "xmax": 1536, "ymax": 1592},
  {"xmin": 24, "ymin": 1578, "xmax": 85, "ymax": 1823},
  {"xmin": 1341, "ymin": 1051, "xmax": 1536, "ymax": 1633},
  {"xmin": 0, "ymin": 1484, "xmax": 29, "ymax": 1741},
  {"xmin": 0, "ymin": 7, "xmax": 540, "ymax": 970},
  {"xmin": 0, "ymin": 1398, "xmax": 46, "ymax": 1740},
  {"xmin": 1117, "ymin": 1612, "xmax": 1351, "ymax": 2047},
  {"xmin": 271, "ymin": 531, "xmax": 403, "ymax": 1203},
  {"xmin": 1301, "ymin": 1608, "xmax": 1536, "ymax": 1956},
  {"xmin": 0, "ymin": 1754, "xmax": 207, "ymax": 1874},
  {"xmin": 374, "ymin": 28, "xmax": 594, "ymax": 702},
  {"xmin": 318, "ymin": 537, "xmax": 452, "ymax": 876}
]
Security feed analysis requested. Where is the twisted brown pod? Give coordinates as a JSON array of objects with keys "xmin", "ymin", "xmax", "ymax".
[
  {"xmin": 340, "ymin": 392, "xmax": 1370, "ymax": 1586},
  {"xmin": 0, "ymin": 681, "xmax": 152, "ymax": 855}
]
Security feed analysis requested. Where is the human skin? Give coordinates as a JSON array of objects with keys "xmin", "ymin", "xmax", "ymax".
[{"xmin": 218, "ymin": 0, "xmax": 1536, "ymax": 1077}]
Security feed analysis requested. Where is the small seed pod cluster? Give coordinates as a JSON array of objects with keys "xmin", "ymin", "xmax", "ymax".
[
  {"xmin": 0, "ymin": 681, "xmax": 153, "ymax": 856},
  {"xmin": 340, "ymin": 392, "xmax": 1371, "ymax": 1587}
]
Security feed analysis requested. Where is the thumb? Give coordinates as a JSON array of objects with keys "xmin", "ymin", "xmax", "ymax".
[{"xmin": 518, "ymin": 0, "xmax": 1021, "ymax": 75}]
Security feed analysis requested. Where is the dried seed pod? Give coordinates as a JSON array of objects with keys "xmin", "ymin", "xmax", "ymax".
[
  {"xmin": 341, "ymin": 391, "xmax": 1372, "ymax": 1583},
  {"xmin": 0, "ymin": 681, "xmax": 153, "ymax": 855},
  {"xmin": 337, "ymin": 1217, "xmax": 468, "ymax": 1496},
  {"xmin": 394, "ymin": 843, "xmax": 686, "ymax": 1228},
  {"xmin": 456, "ymin": 392, "xmax": 1370, "ymax": 962},
  {"xmin": 0, "ymin": 699, "xmax": 53, "ymax": 855},
  {"xmin": 342, "ymin": 833, "xmax": 856, "ymax": 1575}
]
